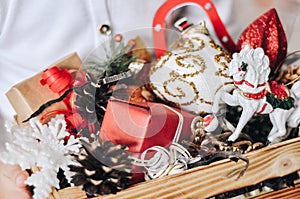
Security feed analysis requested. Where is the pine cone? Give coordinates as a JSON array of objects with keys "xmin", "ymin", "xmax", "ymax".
[
  {"xmin": 73, "ymin": 73, "xmax": 113, "ymax": 135},
  {"xmin": 74, "ymin": 81, "xmax": 98, "ymax": 125},
  {"xmin": 94, "ymin": 83, "xmax": 114, "ymax": 124},
  {"xmin": 129, "ymin": 86, "xmax": 155, "ymax": 102},
  {"xmin": 57, "ymin": 168, "xmax": 71, "ymax": 189},
  {"xmin": 181, "ymin": 116, "xmax": 215, "ymax": 158},
  {"xmin": 69, "ymin": 138, "xmax": 132, "ymax": 197},
  {"xmin": 181, "ymin": 134, "xmax": 208, "ymax": 158},
  {"xmin": 275, "ymin": 65, "xmax": 300, "ymax": 88},
  {"xmin": 112, "ymin": 85, "xmax": 156, "ymax": 103}
]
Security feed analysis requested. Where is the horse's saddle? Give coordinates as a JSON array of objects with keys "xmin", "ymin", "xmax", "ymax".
[{"xmin": 266, "ymin": 81, "xmax": 294, "ymax": 110}]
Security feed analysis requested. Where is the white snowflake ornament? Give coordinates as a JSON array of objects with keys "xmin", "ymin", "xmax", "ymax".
[{"xmin": 1, "ymin": 114, "xmax": 82, "ymax": 199}]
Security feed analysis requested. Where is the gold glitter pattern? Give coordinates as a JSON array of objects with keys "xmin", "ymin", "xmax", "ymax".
[
  {"xmin": 150, "ymin": 52, "xmax": 210, "ymax": 107},
  {"xmin": 175, "ymin": 54, "xmax": 206, "ymax": 71},
  {"xmin": 150, "ymin": 35, "xmax": 232, "ymax": 113},
  {"xmin": 150, "ymin": 52, "xmax": 172, "ymax": 75},
  {"xmin": 170, "ymin": 37, "xmax": 205, "ymax": 53},
  {"xmin": 209, "ymin": 40, "xmax": 232, "ymax": 78}
]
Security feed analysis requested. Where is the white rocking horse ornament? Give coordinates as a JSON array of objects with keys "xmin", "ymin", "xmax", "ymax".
[{"xmin": 210, "ymin": 45, "xmax": 300, "ymax": 144}]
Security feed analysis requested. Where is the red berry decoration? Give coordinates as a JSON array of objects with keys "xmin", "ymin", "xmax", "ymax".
[{"xmin": 237, "ymin": 8, "xmax": 287, "ymax": 73}]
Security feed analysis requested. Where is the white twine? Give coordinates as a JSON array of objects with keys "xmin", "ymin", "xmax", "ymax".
[{"xmin": 131, "ymin": 105, "xmax": 197, "ymax": 180}]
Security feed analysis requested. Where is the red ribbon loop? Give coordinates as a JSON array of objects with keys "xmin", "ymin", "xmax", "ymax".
[
  {"xmin": 41, "ymin": 66, "xmax": 72, "ymax": 93},
  {"xmin": 39, "ymin": 66, "xmax": 96, "ymax": 135},
  {"xmin": 153, "ymin": 0, "xmax": 236, "ymax": 58}
]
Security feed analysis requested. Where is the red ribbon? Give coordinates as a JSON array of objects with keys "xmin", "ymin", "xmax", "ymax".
[
  {"xmin": 40, "ymin": 66, "xmax": 74, "ymax": 109},
  {"xmin": 153, "ymin": 0, "xmax": 236, "ymax": 58},
  {"xmin": 242, "ymin": 89, "xmax": 268, "ymax": 100},
  {"xmin": 153, "ymin": 2, "xmax": 287, "ymax": 75},
  {"xmin": 40, "ymin": 66, "xmax": 72, "ymax": 93},
  {"xmin": 234, "ymin": 80, "xmax": 266, "ymax": 88},
  {"xmin": 39, "ymin": 66, "xmax": 95, "ymax": 134}
]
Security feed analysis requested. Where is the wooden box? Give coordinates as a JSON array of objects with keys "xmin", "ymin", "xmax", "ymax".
[
  {"xmin": 50, "ymin": 134, "xmax": 300, "ymax": 199},
  {"xmin": 6, "ymin": 53, "xmax": 299, "ymax": 199},
  {"xmin": 6, "ymin": 53, "xmax": 82, "ymax": 125}
]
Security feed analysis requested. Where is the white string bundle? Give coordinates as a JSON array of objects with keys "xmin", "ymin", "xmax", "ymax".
[{"xmin": 131, "ymin": 105, "xmax": 199, "ymax": 180}]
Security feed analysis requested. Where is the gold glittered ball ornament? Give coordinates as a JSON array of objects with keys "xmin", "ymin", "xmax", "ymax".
[{"xmin": 150, "ymin": 21, "xmax": 232, "ymax": 114}]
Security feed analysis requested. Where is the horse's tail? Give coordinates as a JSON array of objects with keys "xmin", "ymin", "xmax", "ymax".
[{"xmin": 288, "ymin": 81, "xmax": 300, "ymax": 128}]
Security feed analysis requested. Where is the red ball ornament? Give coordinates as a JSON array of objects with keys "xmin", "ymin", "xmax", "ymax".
[{"xmin": 237, "ymin": 8, "xmax": 287, "ymax": 73}]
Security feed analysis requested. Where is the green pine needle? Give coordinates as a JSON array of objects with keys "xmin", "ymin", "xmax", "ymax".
[{"xmin": 84, "ymin": 39, "xmax": 137, "ymax": 80}]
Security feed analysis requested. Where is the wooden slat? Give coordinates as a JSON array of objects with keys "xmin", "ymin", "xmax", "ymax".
[
  {"xmin": 99, "ymin": 137, "xmax": 300, "ymax": 199},
  {"xmin": 56, "ymin": 187, "xmax": 87, "ymax": 199},
  {"xmin": 254, "ymin": 182, "xmax": 300, "ymax": 199},
  {"xmin": 53, "ymin": 137, "xmax": 300, "ymax": 199}
]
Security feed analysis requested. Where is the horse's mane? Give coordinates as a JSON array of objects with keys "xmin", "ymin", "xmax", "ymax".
[{"xmin": 229, "ymin": 45, "xmax": 270, "ymax": 83}]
